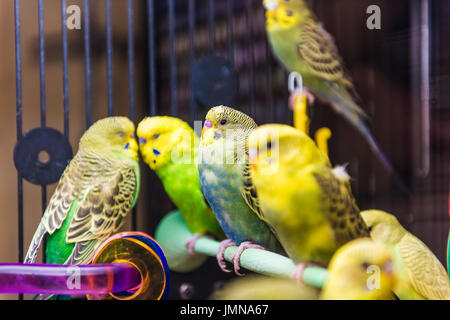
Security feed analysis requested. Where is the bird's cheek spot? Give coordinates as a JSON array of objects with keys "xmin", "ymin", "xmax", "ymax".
[
  {"xmin": 139, "ymin": 137, "xmax": 147, "ymax": 145},
  {"xmin": 124, "ymin": 142, "xmax": 130, "ymax": 150},
  {"xmin": 214, "ymin": 131, "xmax": 222, "ymax": 140},
  {"xmin": 153, "ymin": 148, "xmax": 161, "ymax": 156}
]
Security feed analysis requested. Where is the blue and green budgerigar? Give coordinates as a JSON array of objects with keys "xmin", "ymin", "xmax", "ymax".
[
  {"xmin": 136, "ymin": 116, "xmax": 225, "ymax": 250},
  {"xmin": 198, "ymin": 106, "xmax": 283, "ymax": 275},
  {"xmin": 263, "ymin": 0, "xmax": 394, "ymax": 174},
  {"xmin": 24, "ymin": 117, "xmax": 140, "ymax": 299}
]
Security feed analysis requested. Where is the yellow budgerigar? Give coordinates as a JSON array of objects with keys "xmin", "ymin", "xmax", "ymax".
[
  {"xmin": 211, "ymin": 275, "xmax": 320, "ymax": 300},
  {"xmin": 262, "ymin": 0, "xmax": 394, "ymax": 175},
  {"xmin": 321, "ymin": 238, "xmax": 396, "ymax": 300},
  {"xmin": 361, "ymin": 210, "xmax": 450, "ymax": 300},
  {"xmin": 248, "ymin": 124, "xmax": 370, "ymax": 281}
]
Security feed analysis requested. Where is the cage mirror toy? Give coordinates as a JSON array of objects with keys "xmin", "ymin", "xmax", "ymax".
[{"xmin": 0, "ymin": 232, "xmax": 169, "ymax": 300}]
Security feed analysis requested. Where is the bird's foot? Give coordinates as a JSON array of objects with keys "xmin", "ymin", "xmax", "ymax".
[
  {"xmin": 231, "ymin": 241, "xmax": 264, "ymax": 276},
  {"xmin": 291, "ymin": 262, "xmax": 323, "ymax": 284},
  {"xmin": 216, "ymin": 239, "xmax": 236, "ymax": 273},
  {"xmin": 289, "ymin": 87, "xmax": 315, "ymax": 110},
  {"xmin": 185, "ymin": 233, "xmax": 201, "ymax": 256}
]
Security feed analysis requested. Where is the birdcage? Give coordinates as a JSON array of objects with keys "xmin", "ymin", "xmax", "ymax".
[{"xmin": 0, "ymin": 0, "xmax": 449, "ymax": 300}]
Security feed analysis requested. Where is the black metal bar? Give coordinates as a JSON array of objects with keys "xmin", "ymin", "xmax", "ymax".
[
  {"xmin": 106, "ymin": 0, "xmax": 113, "ymax": 116},
  {"xmin": 226, "ymin": 0, "xmax": 234, "ymax": 66},
  {"xmin": 245, "ymin": 0, "xmax": 255, "ymax": 116},
  {"xmin": 188, "ymin": 0, "xmax": 196, "ymax": 122},
  {"xmin": 266, "ymin": 43, "xmax": 274, "ymax": 122},
  {"xmin": 14, "ymin": 0, "xmax": 24, "ymax": 300},
  {"xmin": 61, "ymin": 0, "xmax": 69, "ymax": 137},
  {"xmin": 147, "ymin": 0, "xmax": 156, "ymax": 116},
  {"xmin": 84, "ymin": 0, "xmax": 92, "ymax": 128},
  {"xmin": 168, "ymin": 0, "xmax": 177, "ymax": 116},
  {"xmin": 127, "ymin": 0, "xmax": 137, "ymax": 230},
  {"xmin": 38, "ymin": 0, "xmax": 46, "ymax": 128},
  {"xmin": 208, "ymin": 0, "xmax": 215, "ymax": 54},
  {"xmin": 38, "ymin": 0, "xmax": 48, "ymax": 264}
]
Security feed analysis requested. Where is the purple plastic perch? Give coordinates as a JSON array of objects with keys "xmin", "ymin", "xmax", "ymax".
[{"xmin": 0, "ymin": 263, "xmax": 141, "ymax": 295}]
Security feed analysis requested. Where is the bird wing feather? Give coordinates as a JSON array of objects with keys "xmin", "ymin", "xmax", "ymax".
[
  {"xmin": 312, "ymin": 167, "xmax": 370, "ymax": 244},
  {"xmin": 41, "ymin": 152, "xmax": 137, "ymax": 264},
  {"xmin": 398, "ymin": 233, "xmax": 450, "ymax": 300}
]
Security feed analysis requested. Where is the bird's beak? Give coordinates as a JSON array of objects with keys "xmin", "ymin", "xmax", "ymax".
[
  {"xmin": 126, "ymin": 138, "xmax": 139, "ymax": 158},
  {"xmin": 263, "ymin": 0, "xmax": 279, "ymax": 11},
  {"xmin": 249, "ymin": 147, "xmax": 258, "ymax": 171},
  {"xmin": 382, "ymin": 261, "xmax": 394, "ymax": 276}
]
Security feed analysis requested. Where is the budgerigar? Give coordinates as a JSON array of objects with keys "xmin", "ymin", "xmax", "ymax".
[
  {"xmin": 211, "ymin": 275, "xmax": 320, "ymax": 300},
  {"xmin": 198, "ymin": 106, "xmax": 283, "ymax": 275},
  {"xmin": 362, "ymin": 210, "xmax": 450, "ymax": 300},
  {"xmin": 25, "ymin": 117, "xmax": 140, "ymax": 298},
  {"xmin": 263, "ymin": 0, "xmax": 394, "ymax": 174},
  {"xmin": 321, "ymin": 238, "xmax": 396, "ymax": 300},
  {"xmin": 248, "ymin": 124, "xmax": 369, "ymax": 280},
  {"xmin": 137, "ymin": 116, "xmax": 225, "ymax": 250}
]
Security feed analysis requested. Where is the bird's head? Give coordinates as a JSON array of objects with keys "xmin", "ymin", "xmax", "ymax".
[
  {"xmin": 248, "ymin": 124, "xmax": 329, "ymax": 177},
  {"xmin": 79, "ymin": 116, "xmax": 138, "ymax": 160},
  {"xmin": 201, "ymin": 105, "xmax": 257, "ymax": 148},
  {"xmin": 137, "ymin": 116, "xmax": 195, "ymax": 170},
  {"xmin": 263, "ymin": 0, "xmax": 312, "ymax": 31},
  {"xmin": 326, "ymin": 238, "xmax": 396, "ymax": 300},
  {"xmin": 361, "ymin": 210, "xmax": 405, "ymax": 245}
]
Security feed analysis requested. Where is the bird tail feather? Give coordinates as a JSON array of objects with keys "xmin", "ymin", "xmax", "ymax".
[{"xmin": 24, "ymin": 222, "xmax": 46, "ymax": 264}]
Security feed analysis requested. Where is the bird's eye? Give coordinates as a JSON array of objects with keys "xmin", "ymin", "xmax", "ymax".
[
  {"xmin": 286, "ymin": 10, "xmax": 293, "ymax": 16},
  {"xmin": 219, "ymin": 119, "xmax": 227, "ymax": 126},
  {"xmin": 152, "ymin": 133, "xmax": 160, "ymax": 140},
  {"xmin": 267, "ymin": 141, "xmax": 273, "ymax": 149},
  {"xmin": 118, "ymin": 132, "xmax": 125, "ymax": 137},
  {"xmin": 368, "ymin": 226, "xmax": 373, "ymax": 233},
  {"xmin": 361, "ymin": 262, "xmax": 370, "ymax": 270}
]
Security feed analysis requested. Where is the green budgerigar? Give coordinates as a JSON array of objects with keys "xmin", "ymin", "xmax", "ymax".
[
  {"xmin": 198, "ymin": 106, "xmax": 283, "ymax": 275},
  {"xmin": 263, "ymin": 0, "xmax": 394, "ymax": 174},
  {"xmin": 248, "ymin": 124, "xmax": 370, "ymax": 280},
  {"xmin": 24, "ymin": 117, "xmax": 140, "ymax": 297},
  {"xmin": 136, "ymin": 116, "xmax": 225, "ymax": 249}
]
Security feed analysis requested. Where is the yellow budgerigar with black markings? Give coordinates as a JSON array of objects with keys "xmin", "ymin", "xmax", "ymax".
[
  {"xmin": 262, "ymin": 0, "xmax": 394, "ymax": 174},
  {"xmin": 362, "ymin": 210, "xmax": 450, "ymax": 300},
  {"xmin": 248, "ymin": 124, "xmax": 369, "ymax": 280}
]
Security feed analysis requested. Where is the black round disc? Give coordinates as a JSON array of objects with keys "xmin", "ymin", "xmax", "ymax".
[
  {"xmin": 192, "ymin": 55, "xmax": 239, "ymax": 108},
  {"xmin": 14, "ymin": 127, "xmax": 73, "ymax": 186}
]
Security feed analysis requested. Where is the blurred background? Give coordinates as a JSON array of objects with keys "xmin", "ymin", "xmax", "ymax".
[{"xmin": 0, "ymin": 0, "xmax": 448, "ymax": 299}]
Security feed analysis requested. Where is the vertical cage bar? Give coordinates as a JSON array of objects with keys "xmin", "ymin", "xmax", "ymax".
[
  {"xmin": 127, "ymin": 0, "xmax": 135, "ymax": 122},
  {"xmin": 61, "ymin": 0, "xmax": 69, "ymax": 137},
  {"xmin": 106, "ymin": 0, "xmax": 113, "ymax": 116},
  {"xmin": 147, "ymin": 0, "xmax": 156, "ymax": 116},
  {"xmin": 266, "ymin": 44, "xmax": 274, "ymax": 122},
  {"xmin": 84, "ymin": 0, "xmax": 92, "ymax": 128},
  {"xmin": 14, "ymin": 0, "xmax": 24, "ymax": 300},
  {"xmin": 208, "ymin": 0, "xmax": 215, "ymax": 54},
  {"xmin": 168, "ymin": 0, "xmax": 177, "ymax": 116},
  {"xmin": 38, "ymin": 0, "xmax": 46, "ymax": 128},
  {"xmin": 226, "ymin": 0, "xmax": 234, "ymax": 66},
  {"xmin": 188, "ymin": 0, "xmax": 196, "ymax": 122},
  {"xmin": 127, "ymin": 0, "xmax": 137, "ymax": 230},
  {"xmin": 38, "ymin": 0, "xmax": 48, "ymax": 263},
  {"xmin": 245, "ymin": 0, "xmax": 255, "ymax": 116}
]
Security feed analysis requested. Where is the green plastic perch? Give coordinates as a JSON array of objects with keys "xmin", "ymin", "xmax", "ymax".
[{"xmin": 155, "ymin": 210, "xmax": 328, "ymax": 288}]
